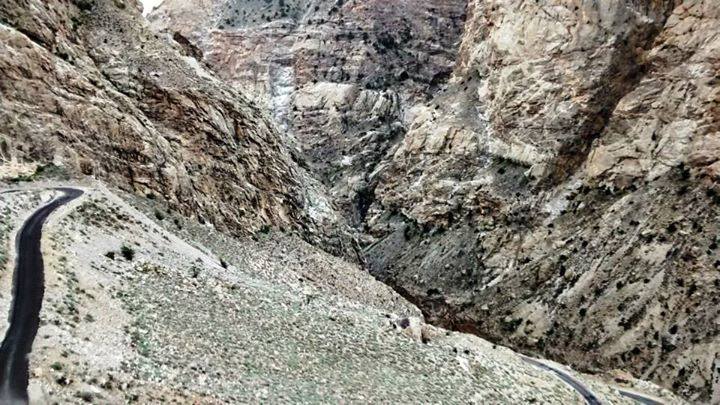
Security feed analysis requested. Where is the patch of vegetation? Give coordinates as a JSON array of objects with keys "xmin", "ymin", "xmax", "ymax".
[
  {"xmin": 75, "ymin": 0, "xmax": 95, "ymax": 11},
  {"xmin": 37, "ymin": 163, "xmax": 68, "ymax": 179},
  {"xmin": 0, "ymin": 207, "xmax": 11, "ymax": 269},
  {"xmin": 120, "ymin": 245, "xmax": 135, "ymax": 261},
  {"xmin": 129, "ymin": 319, "xmax": 150, "ymax": 357},
  {"xmin": 501, "ymin": 317, "xmax": 523, "ymax": 333},
  {"xmin": 77, "ymin": 199, "xmax": 141, "ymax": 232},
  {"xmin": 7, "ymin": 163, "xmax": 69, "ymax": 184}
]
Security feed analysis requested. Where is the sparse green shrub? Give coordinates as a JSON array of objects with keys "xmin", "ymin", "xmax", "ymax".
[
  {"xmin": 120, "ymin": 245, "xmax": 135, "ymax": 261},
  {"xmin": 8, "ymin": 164, "xmax": 68, "ymax": 183},
  {"xmin": 75, "ymin": 0, "xmax": 94, "ymax": 11}
]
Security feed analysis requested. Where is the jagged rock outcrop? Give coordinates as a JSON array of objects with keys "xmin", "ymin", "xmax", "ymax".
[
  {"xmin": 152, "ymin": 0, "xmax": 720, "ymax": 401},
  {"xmin": 149, "ymin": 0, "xmax": 468, "ymax": 225},
  {"xmin": 366, "ymin": 1, "xmax": 720, "ymax": 401},
  {"xmin": 0, "ymin": 0, "xmax": 353, "ymax": 255}
]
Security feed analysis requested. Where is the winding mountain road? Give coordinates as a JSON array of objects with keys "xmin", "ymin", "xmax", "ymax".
[
  {"xmin": 618, "ymin": 389, "xmax": 664, "ymax": 405},
  {"xmin": 521, "ymin": 356, "xmax": 664, "ymax": 405},
  {"xmin": 0, "ymin": 188, "xmax": 82, "ymax": 404},
  {"xmin": 521, "ymin": 356, "xmax": 602, "ymax": 405}
]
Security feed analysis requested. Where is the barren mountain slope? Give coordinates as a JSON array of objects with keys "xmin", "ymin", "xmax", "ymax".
[
  {"xmin": 368, "ymin": 1, "xmax": 720, "ymax": 401},
  {"xmin": 151, "ymin": 0, "xmax": 720, "ymax": 401},
  {"xmin": 0, "ymin": 182, "xmax": 684, "ymax": 403},
  {"xmin": 3, "ymin": 3, "xmax": 684, "ymax": 402},
  {"xmin": 0, "ymin": 0, "xmax": 352, "ymax": 256}
]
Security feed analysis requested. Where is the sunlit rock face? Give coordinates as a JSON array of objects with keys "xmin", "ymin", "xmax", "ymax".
[{"xmin": 155, "ymin": 0, "xmax": 720, "ymax": 401}]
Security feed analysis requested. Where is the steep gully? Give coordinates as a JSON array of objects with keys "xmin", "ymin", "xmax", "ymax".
[{"xmin": 0, "ymin": 188, "xmax": 83, "ymax": 404}]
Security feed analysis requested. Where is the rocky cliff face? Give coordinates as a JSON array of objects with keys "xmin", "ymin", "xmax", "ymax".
[
  {"xmin": 368, "ymin": 1, "xmax": 720, "ymax": 401},
  {"xmin": 149, "ymin": 0, "xmax": 468, "ymax": 226},
  {"xmin": 152, "ymin": 0, "xmax": 720, "ymax": 401},
  {"xmin": 0, "ymin": 0, "xmax": 353, "ymax": 255}
]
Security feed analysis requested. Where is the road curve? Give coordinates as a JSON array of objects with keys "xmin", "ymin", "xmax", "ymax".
[
  {"xmin": 0, "ymin": 188, "xmax": 83, "ymax": 404},
  {"xmin": 521, "ymin": 356, "xmax": 602, "ymax": 405},
  {"xmin": 522, "ymin": 356, "xmax": 665, "ymax": 405}
]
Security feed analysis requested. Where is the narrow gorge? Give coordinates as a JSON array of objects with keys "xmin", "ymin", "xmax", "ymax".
[
  {"xmin": 149, "ymin": 0, "xmax": 720, "ymax": 401},
  {"xmin": 0, "ymin": 0, "xmax": 718, "ymax": 402}
]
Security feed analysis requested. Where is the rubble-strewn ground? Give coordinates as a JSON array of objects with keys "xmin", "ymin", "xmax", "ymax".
[{"xmin": 0, "ymin": 180, "xmax": 681, "ymax": 403}]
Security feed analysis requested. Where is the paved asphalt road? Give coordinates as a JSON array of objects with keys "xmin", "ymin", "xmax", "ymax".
[
  {"xmin": 521, "ymin": 356, "xmax": 602, "ymax": 405},
  {"xmin": 0, "ymin": 188, "xmax": 82, "ymax": 404},
  {"xmin": 618, "ymin": 389, "xmax": 664, "ymax": 405},
  {"xmin": 521, "ymin": 356, "xmax": 665, "ymax": 405}
]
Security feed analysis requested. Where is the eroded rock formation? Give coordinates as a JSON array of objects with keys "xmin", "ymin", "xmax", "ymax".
[
  {"xmin": 367, "ymin": 1, "xmax": 720, "ymax": 401},
  {"xmin": 152, "ymin": 0, "xmax": 720, "ymax": 400},
  {"xmin": 0, "ymin": 0, "xmax": 353, "ymax": 255},
  {"xmin": 0, "ymin": 0, "xmax": 716, "ymax": 400},
  {"xmin": 149, "ymin": 0, "xmax": 468, "ymax": 226}
]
